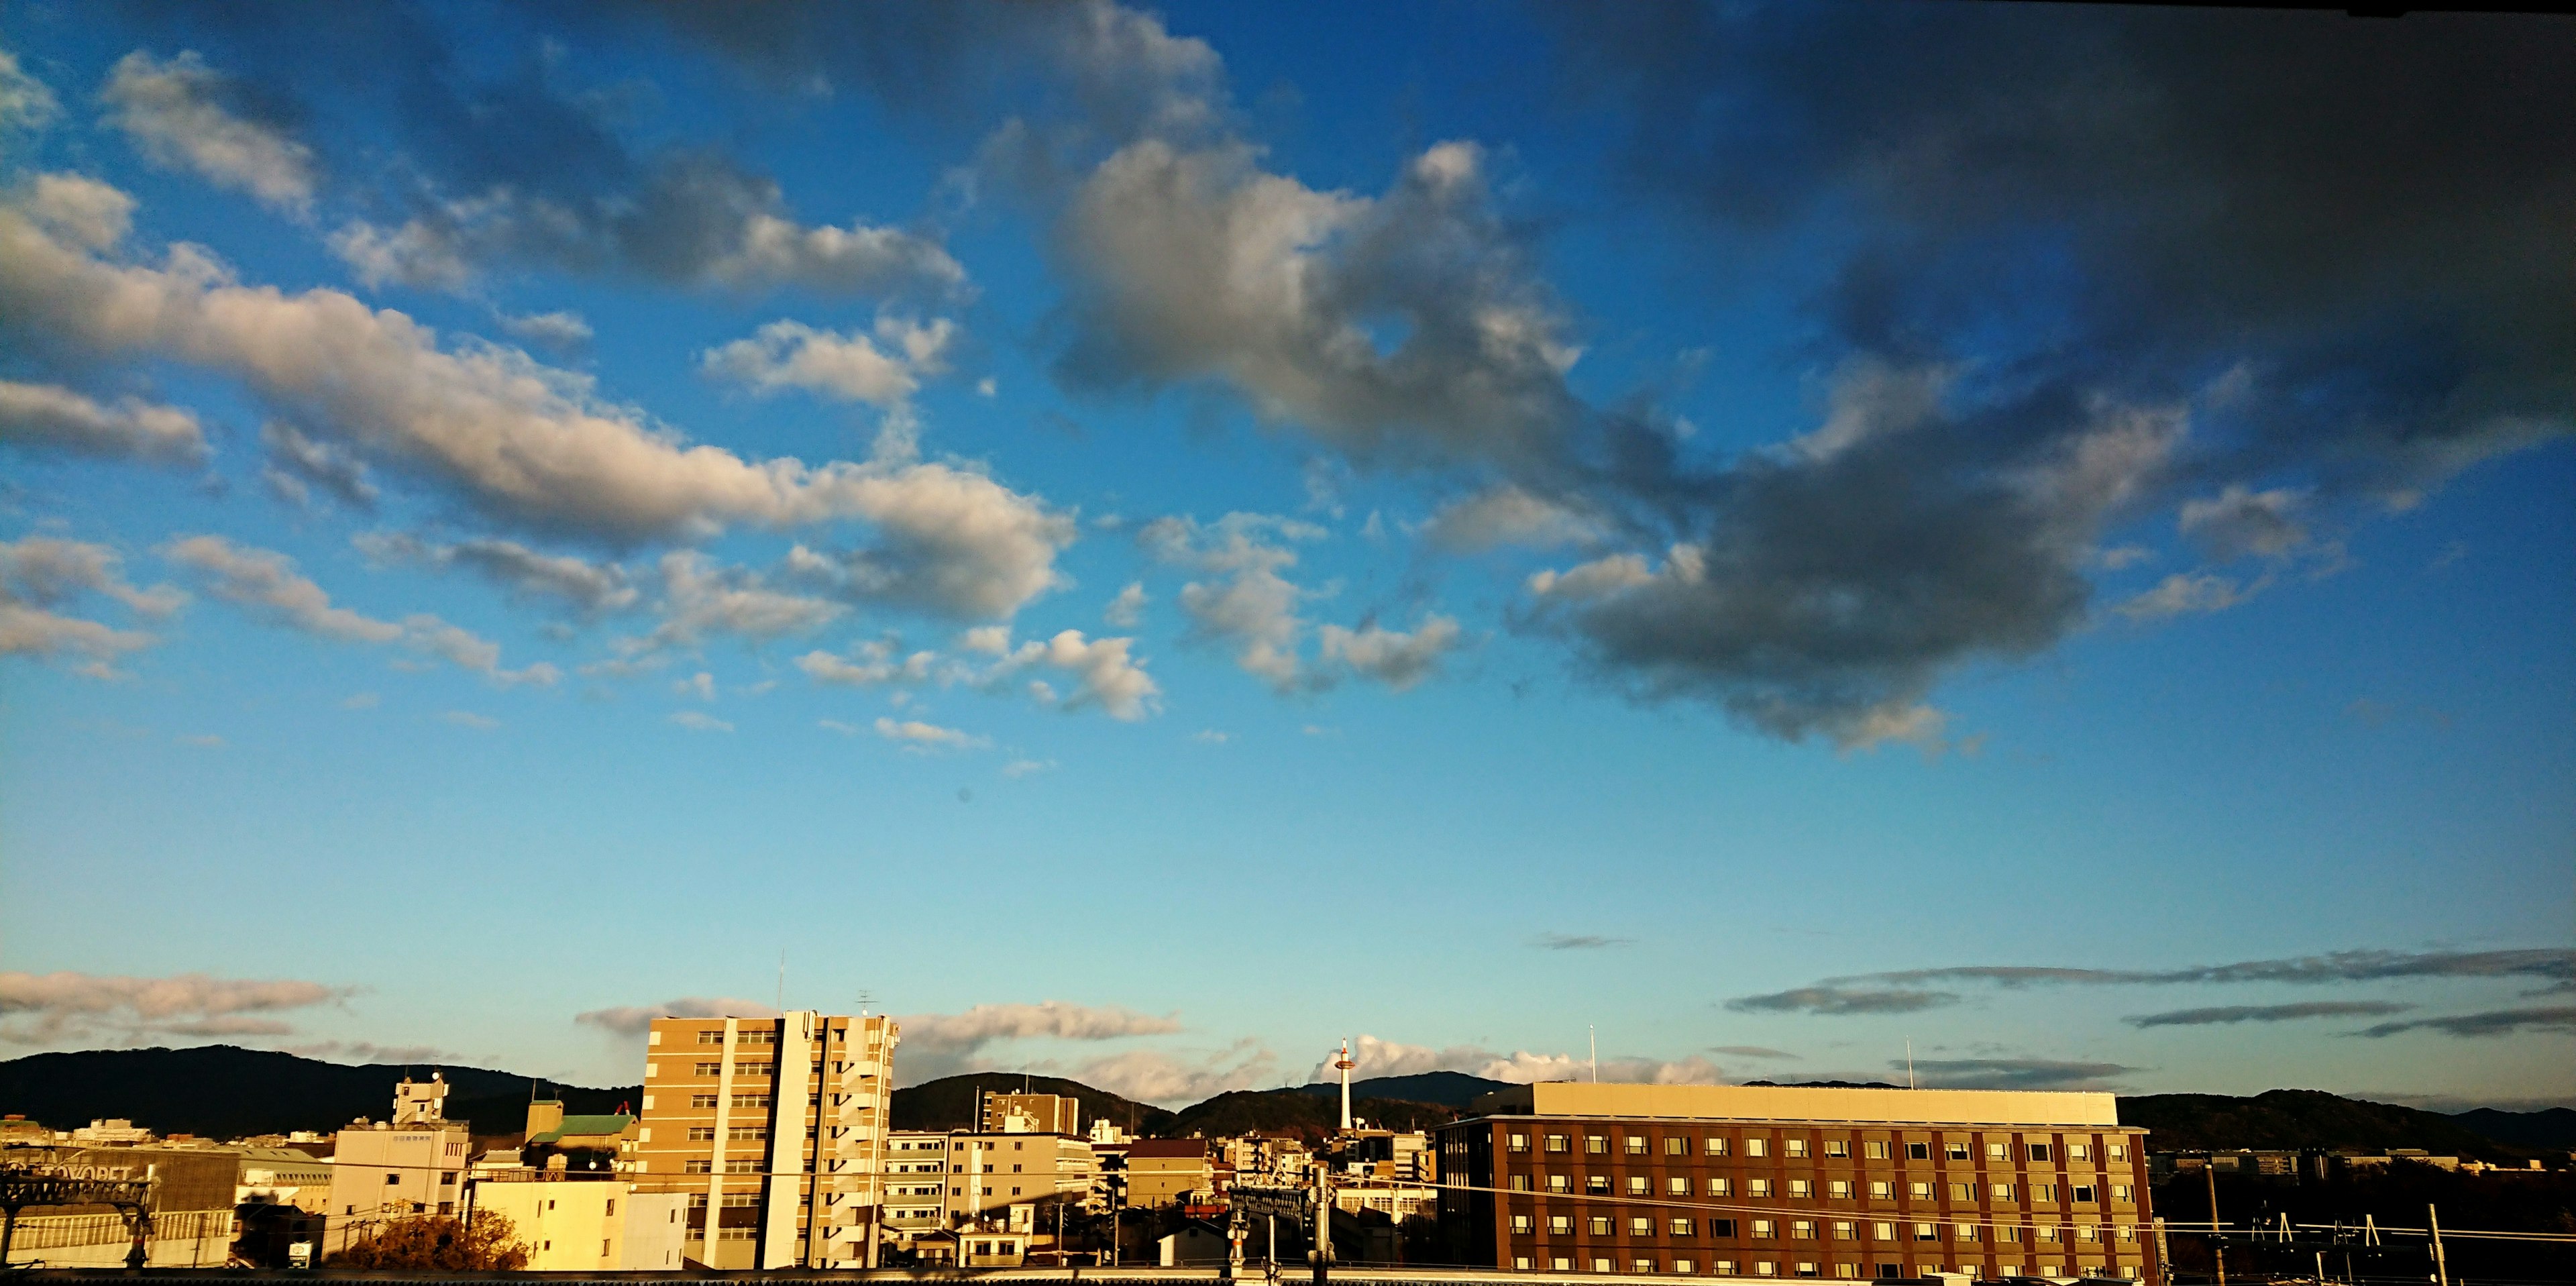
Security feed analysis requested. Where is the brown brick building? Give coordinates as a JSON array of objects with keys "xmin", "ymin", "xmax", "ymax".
[
  {"xmin": 629, "ymin": 1011, "xmax": 897, "ymax": 1269},
  {"xmin": 1433, "ymin": 1083, "xmax": 2156, "ymax": 1281}
]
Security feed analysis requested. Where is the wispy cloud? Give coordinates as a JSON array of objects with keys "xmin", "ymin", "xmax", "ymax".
[
  {"xmin": 1532, "ymin": 932, "xmax": 1632, "ymax": 951},
  {"xmin": 2351, "ymin": 1006, "xmax": 2576, "ymax": 1040},
  {"xmin": 1709, "ymin": 1045, "xmax": 1801, "ymax": 1060},
  {"xmin": 1903, "ymin": 1058, "xmax": 2139, "ymax": 1091},
  {"xmin": 2127, "ymin": 1001, "xmax": 2412, "ymax": 1028},
  {"xmin": 574, "ymin": 996, "xmax": 782, "ymax": 1038},
  {"xmin": 1731, "ymin": 948, "xmax": 2575, "ymax": 1015},
  {"xmin": 1728, "ymin": 986, "xmax": 1960, "ymax": 1015}
]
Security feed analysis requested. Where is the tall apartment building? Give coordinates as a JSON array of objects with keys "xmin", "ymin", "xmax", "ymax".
[
  {"xmin": 1434, "ymin": 1083, "xmax": 2156, "ymax": 1281},
  {"xmin": 629, "ymin": 1011, "xmax": 898, "ymax": 1269}
]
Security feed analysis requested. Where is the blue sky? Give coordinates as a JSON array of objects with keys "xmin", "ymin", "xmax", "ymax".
[{"xmin": 1, "ymin": 1, "xmax": 2569, "ymax": 1111}]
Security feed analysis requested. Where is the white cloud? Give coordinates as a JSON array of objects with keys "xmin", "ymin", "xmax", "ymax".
[
  {"xmin": 1002, "ymin": 757, "xmax": 1057, "ymax": 778},
  {"xmin": 983, "ymin": 629, "xmax": 1163, "ymax": 720},
  {"xmin": 896, "ymin": 1000, "xmax": 1187, "ymax": 1081},
  {"xmin": 496, "ymin": 309, "xmax": 593, "ymax": 354},
  {"xmin": 1104, "ymin": 580, "xmax": 1148, "ymax": 627},
  {"xmin": 2180, "ymin": 483, "xmax": 2311, "ymax": 559},
  {"xmin": 872, "ymin": 715, "xmax": 987, "ymax": 751},
  {"xmin": 0, "ymin": 378, "xmax": 209, "ymax": 465},
  {"xmin": 669, "ymin": 710, "xmax": 734, "ymax": 733},
  {"xmin": 797, "ymin": 626, "xmax": 1161, "ymax": 722},
  {"xmin": 0, "ymin": 969, "xmax": 349, "ymax": 1046},
  {"xmin": 0, "ymin": 533, "xmax": 177, "ymax": 678},
  {"xmin": 329, "ymin": 180, "xmax": 967, "ymax": 299},
  {"xmin": 676, "ymin": 671, "xmax": 716, "ymax": 702},
  {"xmin": 354, "ymin": 531, "xmax": 637, "ymax": 615},
  {"xmin": 1142, "ymin": 512, "xmax": 1324, "ymax": 689},
  {"xmin": 1420, "ymin": 484, "xmax": 1599, "ymax": 552},
  {"xmin": 1072, "ymin": 1040, "xmax": 1281, "ymax": 1108},
  {"xmin": 1317, "ymin": 614, "xmax": 1462, "ymax": 691},
  {"xmin": 166, "ymin": 535, "xmax": 554, "ymax": 683},
  {"xmin": 99, "ymin": 51, "xmax": 316, "ymax": 215},
  {"xmin": 1, "ymin": 179, "xmax": 1073, "ymax": 581},
  {"xmin": 702, "ymin": 315, "xmax": 959, "ymax": 408},
  {"xmin": 1307, "ymin": 1034, "xmax": 1724, "ymax": 1088},
  {"xmin": 1191, "ymin": 729, "xmax": 1231, "ymax": 744},
  {"xmin": 629, "ymin": 550, "xmax": 844, "ymax": 651},
  {"xmin": 796, "ymin": 637, "xmax": 943, "ymax": 688},
  {"xmin": 441, "ymin": 710, "xmax": 499, "ymax": 729},
  {"xmin": 2115, "ymin": 571, "xmax": 2259, "ymax": 621},
  {"xmin": 1055, "ymin": 138, "xmax": 1579, "ymax": 468},
  {"xmin": 0, "ymin": 47, "xmax": 60, "ymax": 132}
]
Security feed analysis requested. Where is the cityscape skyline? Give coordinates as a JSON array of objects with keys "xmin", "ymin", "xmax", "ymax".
[{"xmin": 2, "ymin": 1, "xmax": 2569, "ymax": 1116}]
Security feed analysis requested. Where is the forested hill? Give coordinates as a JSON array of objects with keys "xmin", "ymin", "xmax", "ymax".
[
  {"xmin": 0, "ymin": 1045, "xmax": 630, "ymax": 1140},
  {"xmin": 2118, "ymin": 1089, "xmax": 2535, "ymax": 1161},
  {"xmin": 1161, "ymin": 1088, "xmax": 1461, "ymax": 1140},
  {"xmin": 890, "ymin": 1072, "xmax": 1174, "ymax": 1136}
]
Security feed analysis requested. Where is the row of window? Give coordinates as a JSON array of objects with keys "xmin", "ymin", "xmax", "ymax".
[
  {"xmin": 1505, "ymin": 1256, "xmax": 2139, "ymax": 1277},
  {"xmin": 1511, "ymin": 1216, "xmax": 2139, "ymax": 1244},
  {"xmin": 686, "ymin": 1093, "xmax": 775, "ymax": 1110},
  {"xmin": 684, "ymin": 1126, "xmax": 775, "ymax": 1142},
  {"xmin": 1503, "ymin": 1174, "xmax": 2127, "ymax": 1203},
  {"xmin": 696, "ymin": 1029, "xmax": 780, "ymax": 1047},
  {"xmin": 1510, "ymin": 1134, "xmax": 2122, "ymax": 1164}
]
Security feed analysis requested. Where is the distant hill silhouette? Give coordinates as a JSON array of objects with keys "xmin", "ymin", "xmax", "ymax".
[
  {"xmin": 1293, "ymin": 1071, "xmax": 1513, "ymax": 1108},
  {"xmin": 889, "ymin": 1072, "xmax": 1173, "ymax": 1136},
  {"xmin": 0, "ymin": 1045, "xmax": 629, "ymax": 1140},
  {"xmin": 2445, "ymin": 1106, "xmax": 2576, "ymax": 1151},
  {"xmin": 1164, "ymin": 1088, "xmax": 1461, "ymax": 1140},
  {"xmin": 2118, "ymin": 1089, "xmax": 2534, "ymax": 1161}
]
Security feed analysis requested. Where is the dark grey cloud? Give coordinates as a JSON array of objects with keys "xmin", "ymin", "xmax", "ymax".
[
  {"xmin": 99, "ymin": 5, "xmax": 962, "ymax": 297},
  {"xmin": 262, "ymin": 421, "xmax": 378, "ymax": 511},
  {"xmin": 1735, "ymin": 948, "xmax": 2573, "ymax": 1016},
  {"xmin": 1501, "ymin": 5, "xmax": 2572, "ymax": 741},
  {"xmin": 1709, "ymin": 1045, "xmax": 1800, "ymax": 1061},
  {"xmin": 2126, "ymin": 1002, "xmax": 2413, "ymax": 1028},
  {"xmin": 1728, "ymin": 986, "xmax": 1960, "ymax": 1016},
  {"xmin": 2352, "ymin": 1006, "xmax": 2576, "ymax": 1040},
  {"xmin": 1858, "ymin": 948, "xmax": 2576, "ymax": 990},
  {"xmin": 1532, "ymin": 932, "xmax": 1633, "ymax": 951},
  {"xmin": 1904, "ymin": 1059, "xmax": 2139, "ymax": 1091}
]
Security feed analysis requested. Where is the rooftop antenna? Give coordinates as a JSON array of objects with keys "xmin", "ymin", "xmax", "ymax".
[
  {"xmin": 1588, "ymin": 1026, "xmax": 1598, "ymax": 1082},
  {"xmin": 1905, "ymin": 1040, "xmax": 1917, "ymax": 1090},
  {"xmin": 855, "ymin": 989, "xmax": 875, "ymax": 1018}
]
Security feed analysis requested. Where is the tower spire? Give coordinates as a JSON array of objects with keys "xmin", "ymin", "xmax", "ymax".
[{"xmin": 1334, "ymin": 1039, "xmax": 1356, "ymax": 1131}]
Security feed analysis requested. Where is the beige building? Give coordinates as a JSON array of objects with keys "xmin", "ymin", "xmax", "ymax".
[
  {"xmin": 1436, "ymin": 1082, "xmax": 2157, "ymax": 1281},
  {"xmin": 629, "ymin": 1010, "xmax": 898, "ymax": 1269},
  {"xmin": 327, "ymin": 1076, "xmax": 471, "ymax": 1219},
  {"xmin": 1124, "ymin": 1138, "xmax": 1216, "ymax": 1208}
]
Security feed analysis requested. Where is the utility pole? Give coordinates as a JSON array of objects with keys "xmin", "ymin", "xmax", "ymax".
[
  {"xmin": 1316, "ymin": 1143, "xmax": 1337, "ymax": 1277},
  {"xmin": 2428, "ymin": 1205, "xmax": 2449, "ymax": 1286},
  {"xmin": 2152, "ymin": 1216, "xmax": 2171, "ymax": 1286}
]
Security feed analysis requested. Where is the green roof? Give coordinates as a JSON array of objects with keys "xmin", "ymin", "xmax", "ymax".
[{"xmin": 528, "ymin": 1114, "xmax": 635, "ymax": 1144}]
